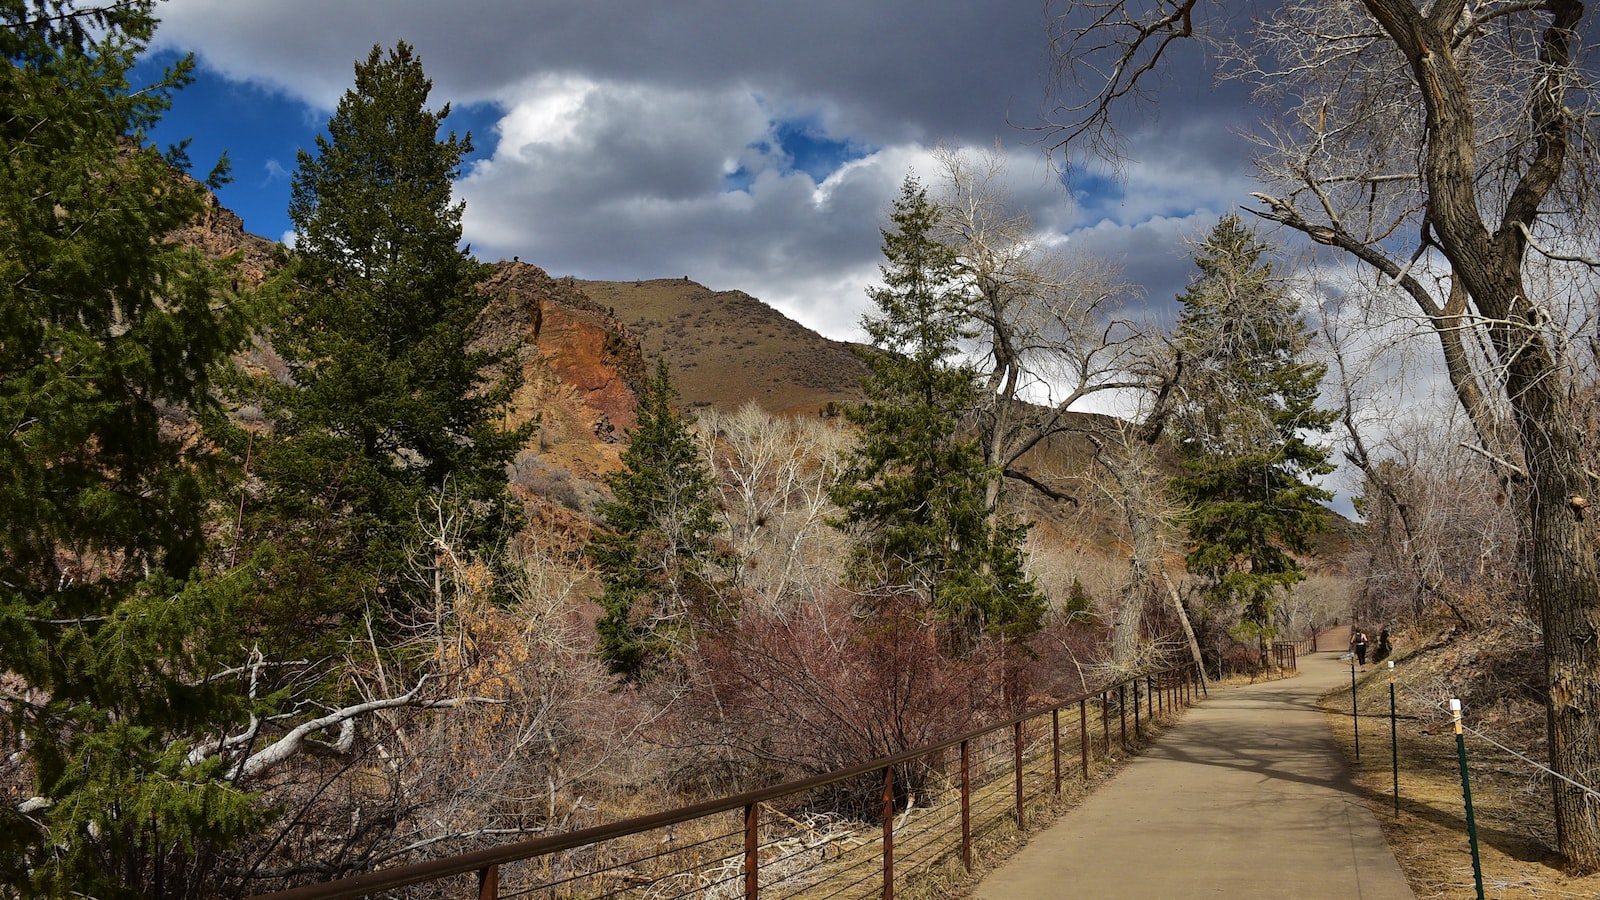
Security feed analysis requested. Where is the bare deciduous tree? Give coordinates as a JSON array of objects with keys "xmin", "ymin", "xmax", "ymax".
[
  {"xmin": 222, "ymin": 492, "xmax": 646, "ymax": 895},
  {"xmin": 930, "ymin": 146, "xmax": 1151, "ymax": 518},
  {"xmin": 695, "ymin": 403, "xmax": 850, "ymax": 609},
  {"xmin": 1079, "ymin": 418, "xmax": 1204, "ymax": 674},
  {"xmin": 926, "ymin": 148, "xmax": 1204, "ymax": 668},
  {"xmin": 1045, "ymin": 0, "xmax": 1600, "ymax": 866}
]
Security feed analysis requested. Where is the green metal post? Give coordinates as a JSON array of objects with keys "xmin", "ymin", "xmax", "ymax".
[
  {"xmin": 1350, "ymin": 660, "xmax": 1360, "ymax": 762},
  {"xmin": 1389, "ymin": 661, "xmax": 1399, "ymax": 818},
  {"xmin": 1451, "ymin": 699, "xmax": 1485, "ymax": 900}
]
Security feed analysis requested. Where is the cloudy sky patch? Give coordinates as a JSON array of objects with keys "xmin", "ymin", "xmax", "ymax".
[{"xmin": 138, "ymin": 0, "xmax": 1275, "ymax": 344}]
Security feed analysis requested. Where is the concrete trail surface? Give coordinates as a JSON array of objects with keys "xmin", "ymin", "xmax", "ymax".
[{"xmin": 971, "ymin": 638, "xmax": 1414, "ymax": 899}]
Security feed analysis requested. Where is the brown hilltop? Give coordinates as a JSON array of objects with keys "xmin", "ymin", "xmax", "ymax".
[
  {"xmin": 576, "ymin": 278, "xmax": 867, "ymax": 415},
  {"xmin": 175, "ymin": 190, "xmax": 1350, "ymax": 568}
]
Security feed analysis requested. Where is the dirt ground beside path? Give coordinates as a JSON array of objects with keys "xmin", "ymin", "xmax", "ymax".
[{"xmin": 1321, "ymin": 655, "xmax": 1600, "ymax": 899}]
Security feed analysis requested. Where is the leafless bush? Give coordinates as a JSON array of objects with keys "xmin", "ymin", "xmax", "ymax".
[
  {"xmin": 1025, "ymin": 538, "xmax": 1121, "ymax": 621},
  {"xmin": 695, "ymin": 404, "xmax": 851, "ymax": 609},
  {"xmin": 1347, "ymin": 420, "xmax": 1522, "ymax": 630},
  {"xmin": 667, "ymin": 589, "xmax": 1016, "ymax": 819},
  {"xmin": 1026, "ymin": 608, "xmax": 1107, "ymax": 702},
  {"xmin": 1278, "ymin": 572, "xmax": 1352, "ymax": 641},
  {"xmin": 234, "ymin": 502, "xmax": 648, "ymax": 896},
  {"xmin": 508, "ymin": 450, "xmax": 602, "ymax": 514}
]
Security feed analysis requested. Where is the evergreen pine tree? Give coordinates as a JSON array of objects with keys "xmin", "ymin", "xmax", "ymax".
[
  {"xmin": 0, "ymin": 2, "xmax": 258, "ymax": 892},
  {"xmin": 233, "ymin": 42, "xmax": 528, "ymax": 627},
  {"xmin": 1171, "ymin": 215, "xmax": 1336, "ymax": 640},
  {"xmin": 830, "ymin": 177, "xmax": 1043, "ymax": 649},
  {"xmin": 590, "ymin": 360, "xmax": 723, "ymax": 679}
]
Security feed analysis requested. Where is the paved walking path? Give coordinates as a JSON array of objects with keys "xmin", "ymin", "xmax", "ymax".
[{"xmin": 972, "ymin": 638, "xmax": 1414, "ymax": 899}]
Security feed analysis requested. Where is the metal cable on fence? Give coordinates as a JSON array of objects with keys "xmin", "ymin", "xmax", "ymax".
[
  {"xmin": 523, "ymin": 819, "xmax": 746, "ymax": 900},
  {"xmin": 763, "ymin": 836, "xmax": 864, "ymax": 900},
  {"xmin": 1455, "ymin": 712, "xmax": 1600, "ymax": 802},
  {"xmin": 756, "ymin": 846, "xmax": 844, "ymax": 898},
  {"xmin": 752, "ymin": 819, "xmax": 875, "ymax": 899},
  {"xmin": 628, "ymin": 822, "xmax": 747, "ymax": 888},
  {"xmin": 891, "ymin": 817, "xmax": 964, "ymax": 876},
  {"xmin": 501, "ymin": 856, "xmax": 615, "ymax": 897},
  {"xmin": 886, "ymin": 799, "xmax": 963, "ymax": 869},
  {"xmin": 655, "ymin": 863, "xmax": 743, "ymax": 900},
  {"xmin": 806, "ymin": 852, "xmax": 883, "ymax": 900},
  {"xmin": 1385, "ymin": 670, "xmax": 1600, "ymax": 803}
]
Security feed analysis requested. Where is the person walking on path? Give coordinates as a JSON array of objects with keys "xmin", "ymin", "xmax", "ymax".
[
  {"xmin": 972, "ymin": 630, "xmax": 1414, "ymax": 899},
  {"xmin": 1352, "ymin": 628, "xmax": 1370, "ymax": 670}
]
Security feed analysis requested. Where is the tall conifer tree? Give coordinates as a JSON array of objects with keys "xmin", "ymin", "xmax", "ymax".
[
  {"xmin": 237, "ymin": 43, "xmax": 527, "ymax": 625},
  {"xmin": 831, "ymin": 178, "xmax": 1043, "ymax": 648},
  {"xmin": 0, "ymin": 2, "xmax": 257, "ymax": 893},
  {"xmin": 1171, "ymin": 215, "xmax": 1335, "ymax": 639},
  {"xmin": 590, "ymin": 360, "xmax": 723, "ymax": 680}
]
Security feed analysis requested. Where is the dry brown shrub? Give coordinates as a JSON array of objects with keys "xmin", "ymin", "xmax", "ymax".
[
  {"xmin": 660, "ymin": 590, "xmax": 1020, "ymax": 819},
  {"xmin": 235, "ymin": 527, "xmax": 646, "ymax": 894}
]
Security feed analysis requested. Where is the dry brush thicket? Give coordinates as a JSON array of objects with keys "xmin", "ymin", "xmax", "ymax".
[{"xmin": 226, "ymin": 400, "xmax": 1183, "ymax": 895}]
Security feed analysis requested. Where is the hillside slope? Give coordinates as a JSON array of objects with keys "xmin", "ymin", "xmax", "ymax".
[{"xmin": 576, "ymin": 278, "xmax": 868, "ymax": 415}]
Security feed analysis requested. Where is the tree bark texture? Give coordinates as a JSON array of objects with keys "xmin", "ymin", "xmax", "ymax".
[{"xmin": 1092, "ymin": 438, "xmax": 1167, "ymax": 668}]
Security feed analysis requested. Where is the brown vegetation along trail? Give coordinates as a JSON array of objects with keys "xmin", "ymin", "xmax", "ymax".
[{"xmin": 972, "ymin": 638, "xmax": 1413, "ymax": 899}]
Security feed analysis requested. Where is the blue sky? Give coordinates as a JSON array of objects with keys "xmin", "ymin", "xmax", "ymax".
[{"xmin": 134, "ymin": 49, "xmax": 502, "ymax": 246}]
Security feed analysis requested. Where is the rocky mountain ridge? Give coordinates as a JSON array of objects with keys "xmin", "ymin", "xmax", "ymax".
[{"xmin": 183, "ymin": 198, "xmax": 873, "ymax": 542}]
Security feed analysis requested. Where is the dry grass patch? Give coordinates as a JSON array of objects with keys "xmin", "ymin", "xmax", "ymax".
[{"xmin": 1321, "ymin": 628, "xmax": 1600, "ymax": 899}]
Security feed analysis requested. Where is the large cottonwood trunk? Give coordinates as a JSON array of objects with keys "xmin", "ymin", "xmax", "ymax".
[
  {"xmin": 1363, "ymin": 0, "xmax": 1600, "ymax": 867},
  {"xmin": 1497, "ymin": 296, "xmax": 1600, "ymax": 864},
  {"xmin": 1525, "ymin": 461, "xmax": 1600, "ymax": 865},
  {"xmin": 1105, "ymin": 443, "xmax": 1165, "ymax": 668}
]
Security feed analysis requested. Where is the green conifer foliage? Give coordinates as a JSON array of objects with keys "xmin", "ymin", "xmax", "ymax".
[
  {"xmin": 239, "ymin": 42, "xmax": 528, "ymax": 624},
  {"xmin": 0, "ymin": 2, "xmax": 256, "ymax": 893},
  {"xmin": 831, "ymin": 178, "xmax": 1043, "ymax": 649},
  {"xmin": 590, "ymin": 360, "xmax": 723, "ymax": 680},
  {"xmin": 1171, "ymin": 215, "xmax": 1336, "ymax": 640}
]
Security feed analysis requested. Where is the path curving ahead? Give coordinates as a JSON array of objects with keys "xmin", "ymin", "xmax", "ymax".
[{"xmin": 972, "ymin": 639, "xmax": 1414, "ymax": 899}]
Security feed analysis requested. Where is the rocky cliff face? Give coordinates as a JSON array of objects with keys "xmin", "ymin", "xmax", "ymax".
[
  {"xmin": 178, "ymin": 193, "xmax": 883, "ymax": 549},
  {"xmin": 477, "ymin": 261, "xmax": 644, "ymax": 485},
  {"xmin": 169, "ymin": 188, "xmax": 278, "ymax": 284},
  {"xmin": 175, "ymin": 195, "xmax": 650, "ymax": 546}
]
